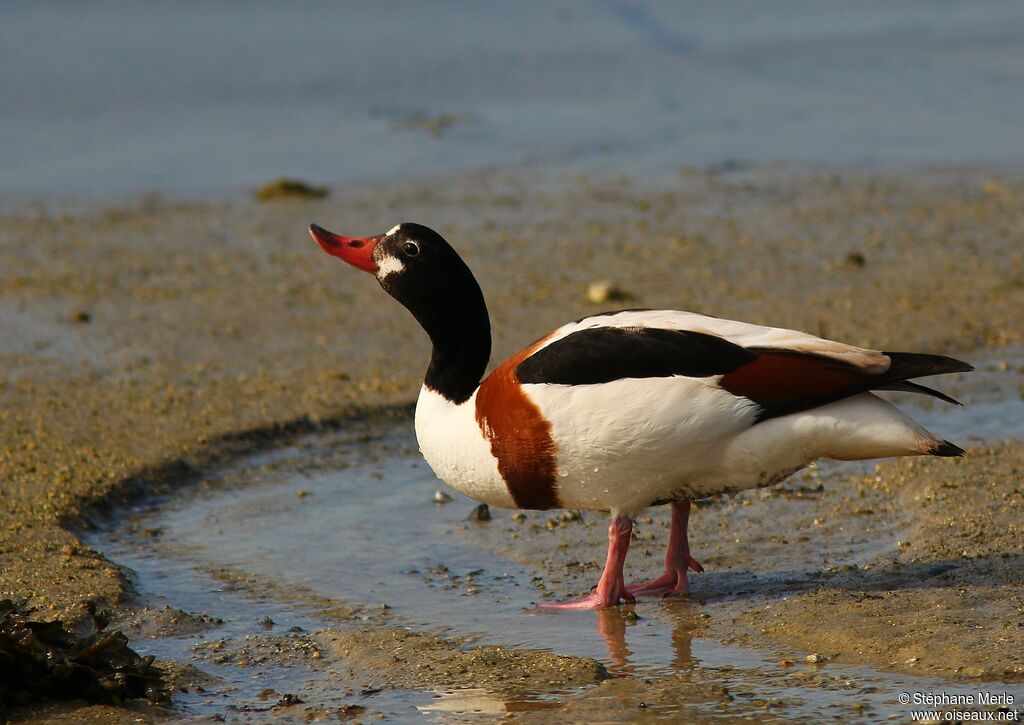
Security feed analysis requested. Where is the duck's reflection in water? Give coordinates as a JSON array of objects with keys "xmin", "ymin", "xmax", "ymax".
[
  {"xmin": 595, "ymin": 606, "xmax": 634, "ymax": 669},
  {"xmin": 421, "ymin": 601, "xmax": 706, "ymax": 717},
  {"xmin": 417, "ymin": 687, "xmax": 562, "ymax": 716},
  {"xmin": 594, "ymin": 599, "xmax": 701, "ymax": 673}
]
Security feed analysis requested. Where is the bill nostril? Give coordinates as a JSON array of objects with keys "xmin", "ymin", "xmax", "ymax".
[{"xmin": 348, "ymin": 240, "xmax": 364, "ymax": 248}]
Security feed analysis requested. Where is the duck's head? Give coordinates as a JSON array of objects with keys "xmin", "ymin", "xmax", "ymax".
[
  {"xmin": 309, "ymin": 222, "xmax": 477, "ymax": 304},
  {"xmin": 309, "ymin": 222, "xmax": 491, "ymax": 401}
]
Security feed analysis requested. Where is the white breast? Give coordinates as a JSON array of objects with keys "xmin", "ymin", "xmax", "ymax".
[{"xmin": 413, "ymin": 386, "xmax": 516, "ymax": 508}]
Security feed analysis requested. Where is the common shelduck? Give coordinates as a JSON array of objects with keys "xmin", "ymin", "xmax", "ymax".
[{"xmin": 309, "ymin": 222, "xmax": 972, "ymax": 610}]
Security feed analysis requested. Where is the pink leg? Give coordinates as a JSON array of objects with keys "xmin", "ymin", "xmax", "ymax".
[
  {"xmin": 539, "ymin": 516, "xmax": 636, "ymax": 610},
  {"xmin": 630, "ymin": 500, "xmax": 703, "ymax": 598}
]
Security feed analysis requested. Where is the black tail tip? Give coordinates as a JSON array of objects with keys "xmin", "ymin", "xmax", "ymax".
[{"xmin": 929, "ymin": 440, "xmax": 966, "ymax": 457}]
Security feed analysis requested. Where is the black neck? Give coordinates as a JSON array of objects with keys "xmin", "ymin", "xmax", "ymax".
[
  {"xmin": 418, "ymin": 290, "xmax": 491, "ymax": 405},
  {"xmin": 375, "ymin": 224, "xmax": 492, "ymax": 404}
]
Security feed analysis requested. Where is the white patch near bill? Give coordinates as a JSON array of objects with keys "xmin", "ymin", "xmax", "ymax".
[
  {"xmin": 375, "ymin": 254, "xmax": 406, "ymax": 279},
  {"xmin": 386, "ymin": 223, "xmax": 403, "ymax": 236}
]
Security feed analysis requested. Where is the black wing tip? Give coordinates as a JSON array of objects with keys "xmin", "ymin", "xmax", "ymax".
[
  {"xmin": 882, "ymin": 380, "xmax": 964, "ymax": 406},
  {"xmin": 929, "ymin": 440, "xmax": 966, "ymax": 458},
  {"xmin": 883, "ymin": 351, "xmax": 974, "ymax": 376}
]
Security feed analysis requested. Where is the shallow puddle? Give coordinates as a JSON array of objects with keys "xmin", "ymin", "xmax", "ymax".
[{"xmin": 88, "ymin": 358, "xmax": 1024, "ymax": 721}]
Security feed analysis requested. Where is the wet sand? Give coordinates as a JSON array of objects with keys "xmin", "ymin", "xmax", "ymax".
[{"xmin": 2, "ymin": 166, "xmax": 1024, "ymax": 720}]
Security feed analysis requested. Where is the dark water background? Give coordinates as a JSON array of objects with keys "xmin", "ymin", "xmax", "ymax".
[{"xmin": 4, "ymin": 1, "xmax": 1024, "ymax": 199}]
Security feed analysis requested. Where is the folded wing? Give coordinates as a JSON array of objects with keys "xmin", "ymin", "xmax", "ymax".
[{"xmin": 515, "ymin": 313, "xmax": 972, "ymax": 423}]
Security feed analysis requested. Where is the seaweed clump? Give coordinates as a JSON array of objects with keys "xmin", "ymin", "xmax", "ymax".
[
  {"xmin": 254, "ymin": 178, "xmax": 329, "ymax": 200},
  {"xmin": 0, "ymin": 599, "xmax": 169, "ymax": 712}
]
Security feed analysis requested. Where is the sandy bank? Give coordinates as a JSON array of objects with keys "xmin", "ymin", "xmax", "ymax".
[{"xmin": 2, "ymin": 166, "xmax": 1023, "ymax": 718}]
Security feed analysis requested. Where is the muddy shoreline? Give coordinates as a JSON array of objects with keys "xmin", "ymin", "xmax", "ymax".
[{"xmin": 2, "ymin": 165, "xmax": 1023, "ymax": 720}]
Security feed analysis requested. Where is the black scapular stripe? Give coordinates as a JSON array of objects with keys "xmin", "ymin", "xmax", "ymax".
[{"xmin": 515, "ymin": 326, "xmax": 756, "ymax": 385}]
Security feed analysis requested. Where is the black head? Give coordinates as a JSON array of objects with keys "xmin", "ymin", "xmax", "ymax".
[
  {"xmin": 370, "ymin": 223, "xmax": 477, "ymax": 306},
  {"xmin": 309, "ymin": 222, "xmax": 491, "ymax": 402},
  {"xmin": 310, "ymin": 222, "xmax": 479, "ymax": 317}
]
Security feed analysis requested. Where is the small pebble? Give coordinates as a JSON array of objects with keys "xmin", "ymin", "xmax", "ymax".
[
  {"xmin": 433, "ymin": 490, "xmax": 453, "ymax": 504},
  {"xmin": 844, "ymin": 251, "xmax": 867, "ymax": 268},
  {"xmin": 587, "ymin": 280, "xmax": 632, "ymax": 304},
  {"xmin": 468, "ymin": 503, "xmax": 491, "ymax": 522},
  {"xmin": 806, "ymin": 653, "xmax": 829, "ymax": 664},
  {"xmin": 338, "ymin": 704, "xmax": 366, "ymax": 719}
]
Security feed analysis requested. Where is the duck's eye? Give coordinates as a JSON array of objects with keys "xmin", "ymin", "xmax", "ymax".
[{"xmin": 402, "ymin": 241, "xmax": 420, "ymax": 257}]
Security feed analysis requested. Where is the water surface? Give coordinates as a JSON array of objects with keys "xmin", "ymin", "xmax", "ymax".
[{"xmin": 5, "ymin": 2, "xmax": 1024, "ymax": 199}]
